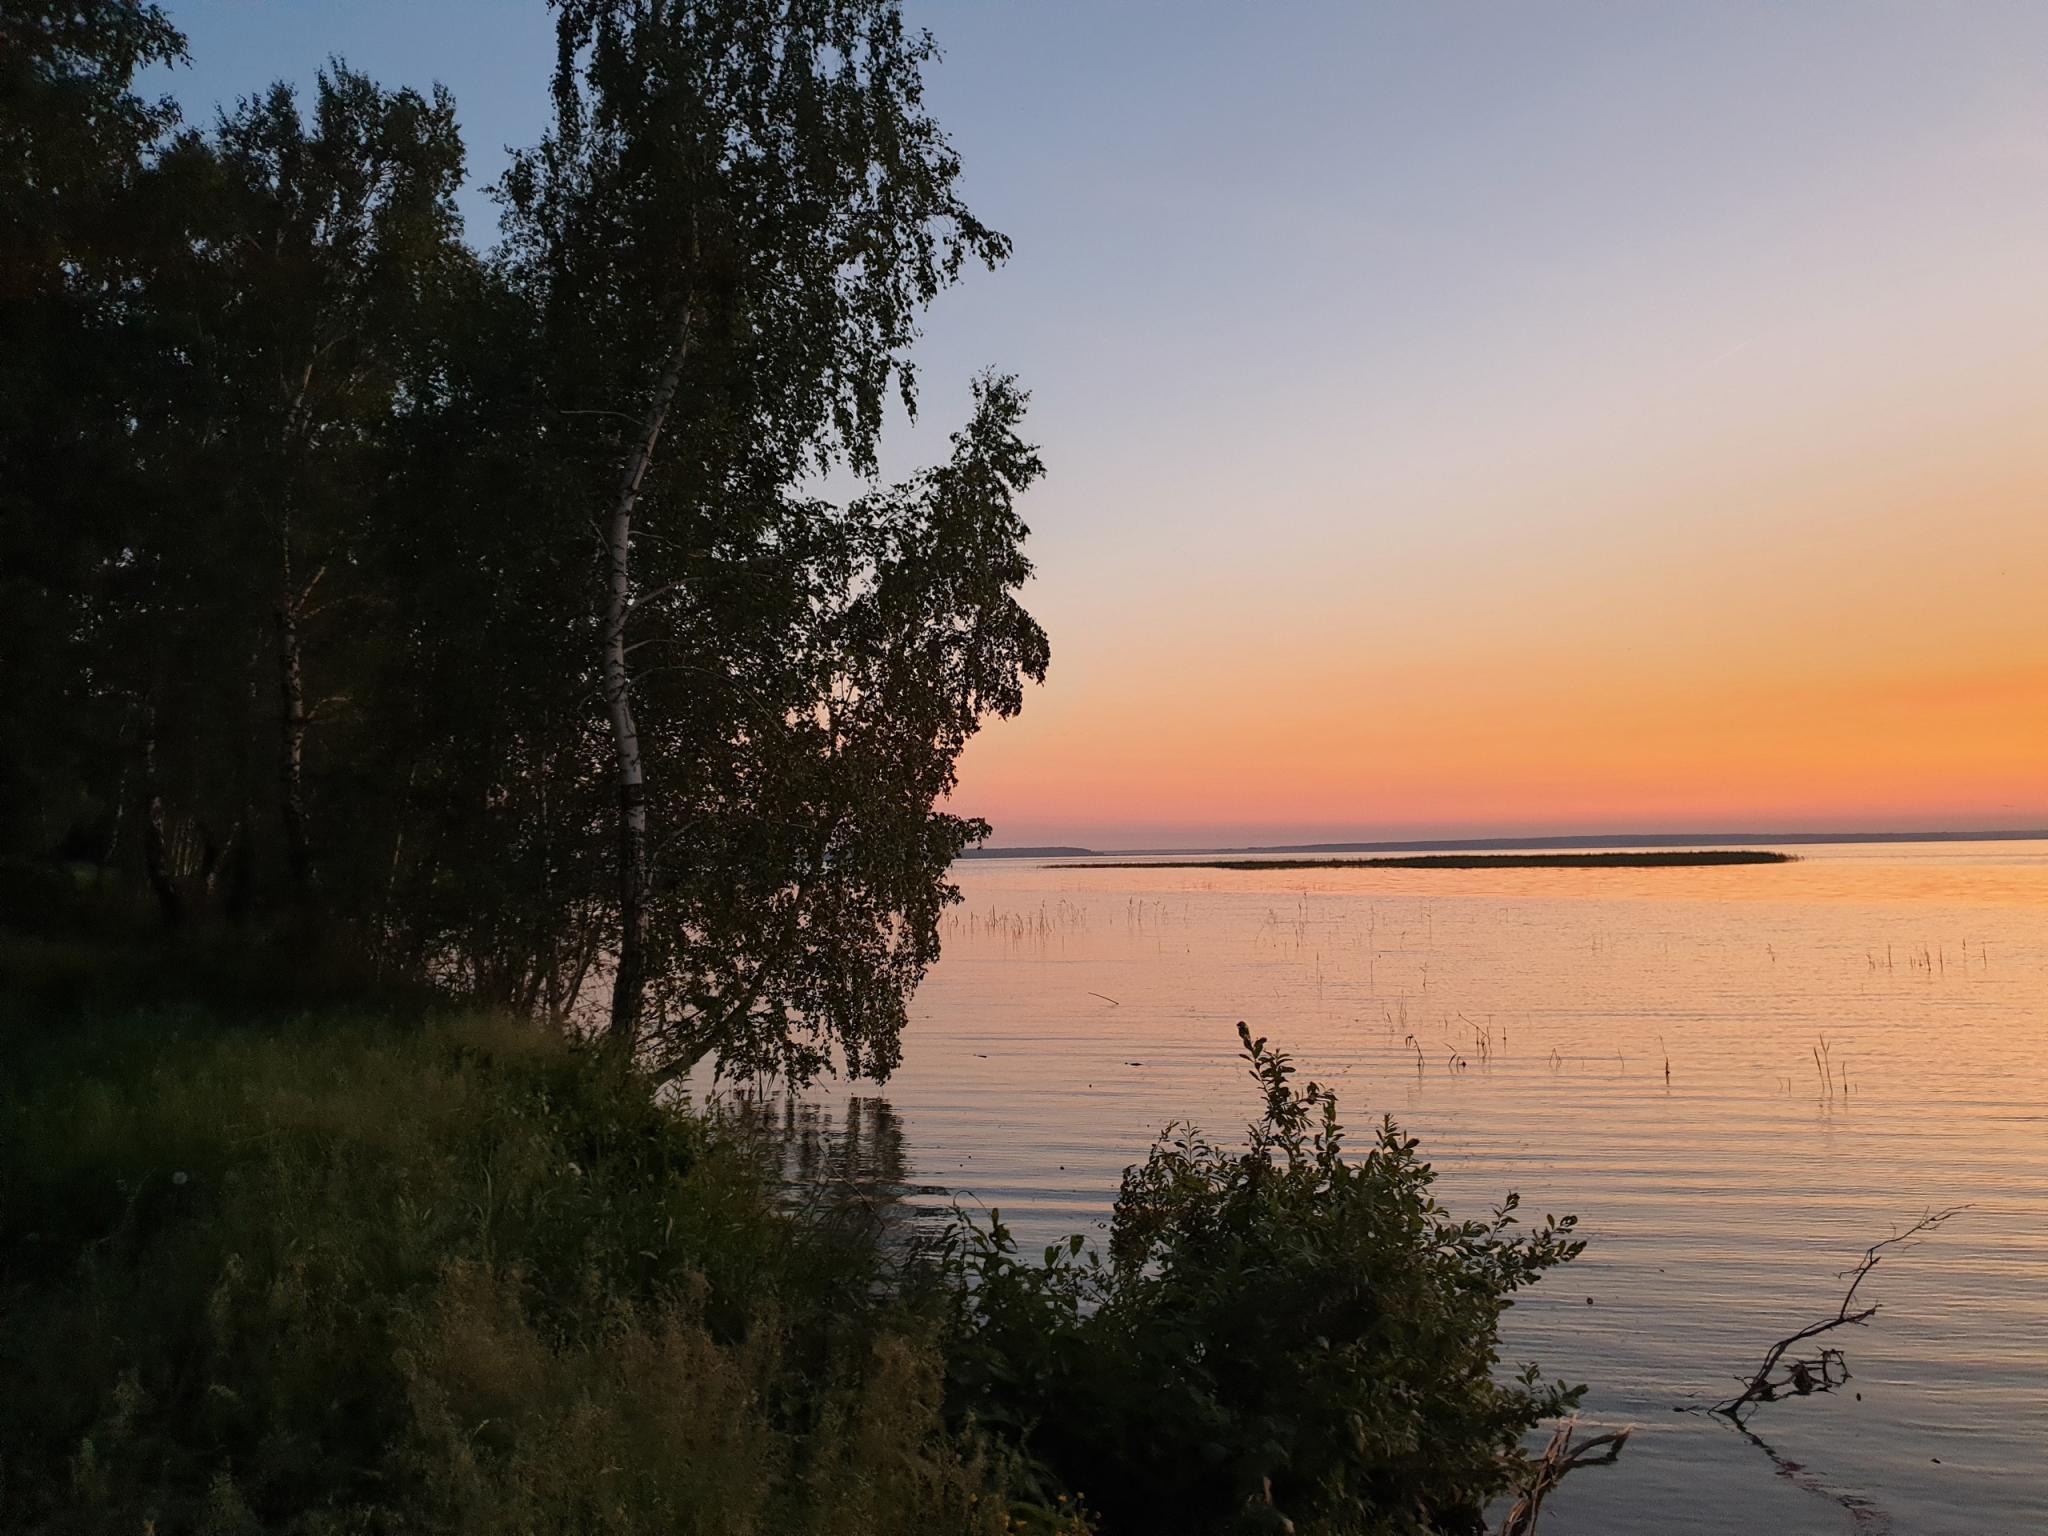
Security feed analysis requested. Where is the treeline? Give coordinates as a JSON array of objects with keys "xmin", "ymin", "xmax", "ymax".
[{"xmin": 0, "ymin": 0, "xmax": 1047, "ymax": 1082}]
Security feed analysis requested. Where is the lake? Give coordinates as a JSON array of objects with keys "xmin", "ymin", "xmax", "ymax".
[{"xmin": 773, "ymin": 841, "xmax": 2048, "ymax": 1533}]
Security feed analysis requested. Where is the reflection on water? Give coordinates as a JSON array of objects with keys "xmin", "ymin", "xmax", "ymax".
[
  {"xmin": 757, "ymin": 841, "xmax": 2047, "ymax": 1534},
  {"xmin": 716, "ymin": 1092, "xmax": 917, "ymax": 1194}
]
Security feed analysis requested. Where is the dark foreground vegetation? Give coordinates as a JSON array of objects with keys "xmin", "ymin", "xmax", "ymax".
[
  {"xmin": 1059, "ymin": 851, "xmax": 1795, "ymax": 871},
  {"xmin": 2, "ymin": 936, "xmax": 1591, "ymax": 1536}
]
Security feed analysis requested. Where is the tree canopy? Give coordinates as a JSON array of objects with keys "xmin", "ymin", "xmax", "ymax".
[{"xmin": 0, "ymin": 0, "xmax": 1047, "ymax": 1086}]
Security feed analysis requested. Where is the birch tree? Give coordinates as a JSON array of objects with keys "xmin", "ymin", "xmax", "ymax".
[
  {"xmin": 194, "ymin": 68, "xmax": 467, "ymax": 902},
  {"xmin": 53, "ymin": 62, "xmax": 468, "ymax": 926},
  {"xmin": 502, "ymin": 0, "xmax": 1014, "ymax": 1050}
]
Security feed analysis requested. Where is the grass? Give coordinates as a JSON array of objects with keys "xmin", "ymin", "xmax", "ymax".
[
  {"xmin": 1053, "ymin": 850, "xmax": 1796, "ymax": 871},
  {"xmin": 0, "ymin": 948, "xmax": 1064, "ymax": 1536}
]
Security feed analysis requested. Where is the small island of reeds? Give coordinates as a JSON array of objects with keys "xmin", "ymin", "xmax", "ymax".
[{"xmin": 1054, "ymin": 850, "xmax": 1796, "ymax": 871}]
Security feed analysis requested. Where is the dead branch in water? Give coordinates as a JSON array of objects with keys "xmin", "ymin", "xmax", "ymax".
[
  {"xmin": 1705, "ymin": 1205, "xmax": 1970, "ymax": 1422},
  {"xmin": 1498, "ymin": 1418, "xmax": 1632, "ymax": 1536}
]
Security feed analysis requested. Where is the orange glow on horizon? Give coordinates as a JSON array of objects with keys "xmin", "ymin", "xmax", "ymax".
[{"xmin": 950, "ymin": 368, "xmax": 2048, "ymax": 846}]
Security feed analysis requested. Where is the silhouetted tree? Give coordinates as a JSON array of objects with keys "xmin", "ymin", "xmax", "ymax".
[
  {"xmin": 0, "ymin": 0, "xmax": 1046, "ymax": 1087},
  {"xmin": 0, "ymin": 0, "xmax": 186, "ymax": 871},
  {"xmin": 498, "ymin": 0, "xmax": 1042, "ymax": 1074}
]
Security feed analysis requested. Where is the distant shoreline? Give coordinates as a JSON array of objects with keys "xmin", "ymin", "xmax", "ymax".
[
  {"xmin": 1048, "ymin": 850, "xmax": 1795, "ymax": 871},
  {"xmin": 962, "ymin": 828, "xmax": 2048, "ymax": 860}
]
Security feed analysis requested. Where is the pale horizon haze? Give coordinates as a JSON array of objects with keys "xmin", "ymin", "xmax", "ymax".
[{"xmin": 152, "ymin": 1, "xmax": 2048, "ymax": 848}]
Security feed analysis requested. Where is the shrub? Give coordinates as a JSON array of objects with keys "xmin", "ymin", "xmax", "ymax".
[{"xmin": 938, "ymin": 1024, "xmax": 1586, "ymax": 1536}]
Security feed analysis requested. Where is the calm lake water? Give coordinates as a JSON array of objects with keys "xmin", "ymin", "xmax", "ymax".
[{"xmin": 777, "ymin": 841, "xmax": 2048, "ymax": 1533}]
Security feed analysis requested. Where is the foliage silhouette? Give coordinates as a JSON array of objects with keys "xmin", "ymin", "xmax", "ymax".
[
  {"xmin": 938, "ymin": 1024, "xmax": 1588, "ymax": 1536},
  {"xmin": 0, "ymin": 0, "xmax": 1046, "ymax": 1085}
]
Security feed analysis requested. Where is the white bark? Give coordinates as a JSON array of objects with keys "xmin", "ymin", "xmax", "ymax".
[
  {"xmin": 276, "ymin": 542, "xmax": 313, "ymax": 894},
  {"xmin": 604, "ymin": 307, "xmax": 697, "ymax": 1044},
  {"xmin": 276, "ymin": 364, "xmax": 318, "ymax": 899}
]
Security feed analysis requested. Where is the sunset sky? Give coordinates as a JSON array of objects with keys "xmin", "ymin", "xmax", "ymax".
[{"xmin": 160, "ymin": 1, "xmax": 2048, "ymax": 846}]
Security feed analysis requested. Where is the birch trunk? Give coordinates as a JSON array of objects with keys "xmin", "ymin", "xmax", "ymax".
[
  {"xmin": 603, "ymin": 308, "xmax": 696, "ymax": 1047},
  {"xmin": 199, "ymin": 818, "xmax": 241, "ymax": 910},
  {"xmin": 275, "ymin": 366, "xmax": 317, "ymax": 901},
  {"xmin": 140, "ymin": 705, "xmax": 182, "ymax": 928},
  {"xmin": 276, "ymin": 539, "xmax": 313, "ymax": 896}
]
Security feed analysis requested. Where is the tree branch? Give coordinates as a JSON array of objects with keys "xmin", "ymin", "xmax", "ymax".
[
  {"xmin": 1702, "ymin": 1205, "xmax": 1970, "ymax": 1422},
  {"xmin": 1498, "ymin": 1418, "xmax": 1631, "ymax": 1536}
]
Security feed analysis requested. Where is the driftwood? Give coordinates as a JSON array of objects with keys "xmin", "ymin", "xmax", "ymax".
[
  {"xmin": 1498, "ymin": 1418, "xmax": 1632, "ymax": 1536},
  {"xmin": 1705, "ymin": 1205, "xmax": 1969, "ymax": 1422}
]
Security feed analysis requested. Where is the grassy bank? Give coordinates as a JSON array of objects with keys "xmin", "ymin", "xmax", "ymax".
[
  {"xmin": 1, "ymin": 957, "xmax": 1046, "ymax": 1535},
  {"xmin": 1, "ymin": 936, "xmax": 1594, "ymax": 1535}
]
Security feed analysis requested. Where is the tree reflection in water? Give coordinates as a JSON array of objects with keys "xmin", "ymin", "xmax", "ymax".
[{"xmin": 715, "ymin": 1090, "xmax": 946, "ymax": 1247}]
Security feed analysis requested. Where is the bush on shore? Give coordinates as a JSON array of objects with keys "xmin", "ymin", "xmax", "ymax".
[{"xmin": 938, "ymin": 1026, "xmax": 1585, "ymax": 1536}]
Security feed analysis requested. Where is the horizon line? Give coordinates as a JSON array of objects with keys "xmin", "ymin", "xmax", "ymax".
[{"xmin": 961, "ymin": 827, "xmax": 2048, "ymax": 859}]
